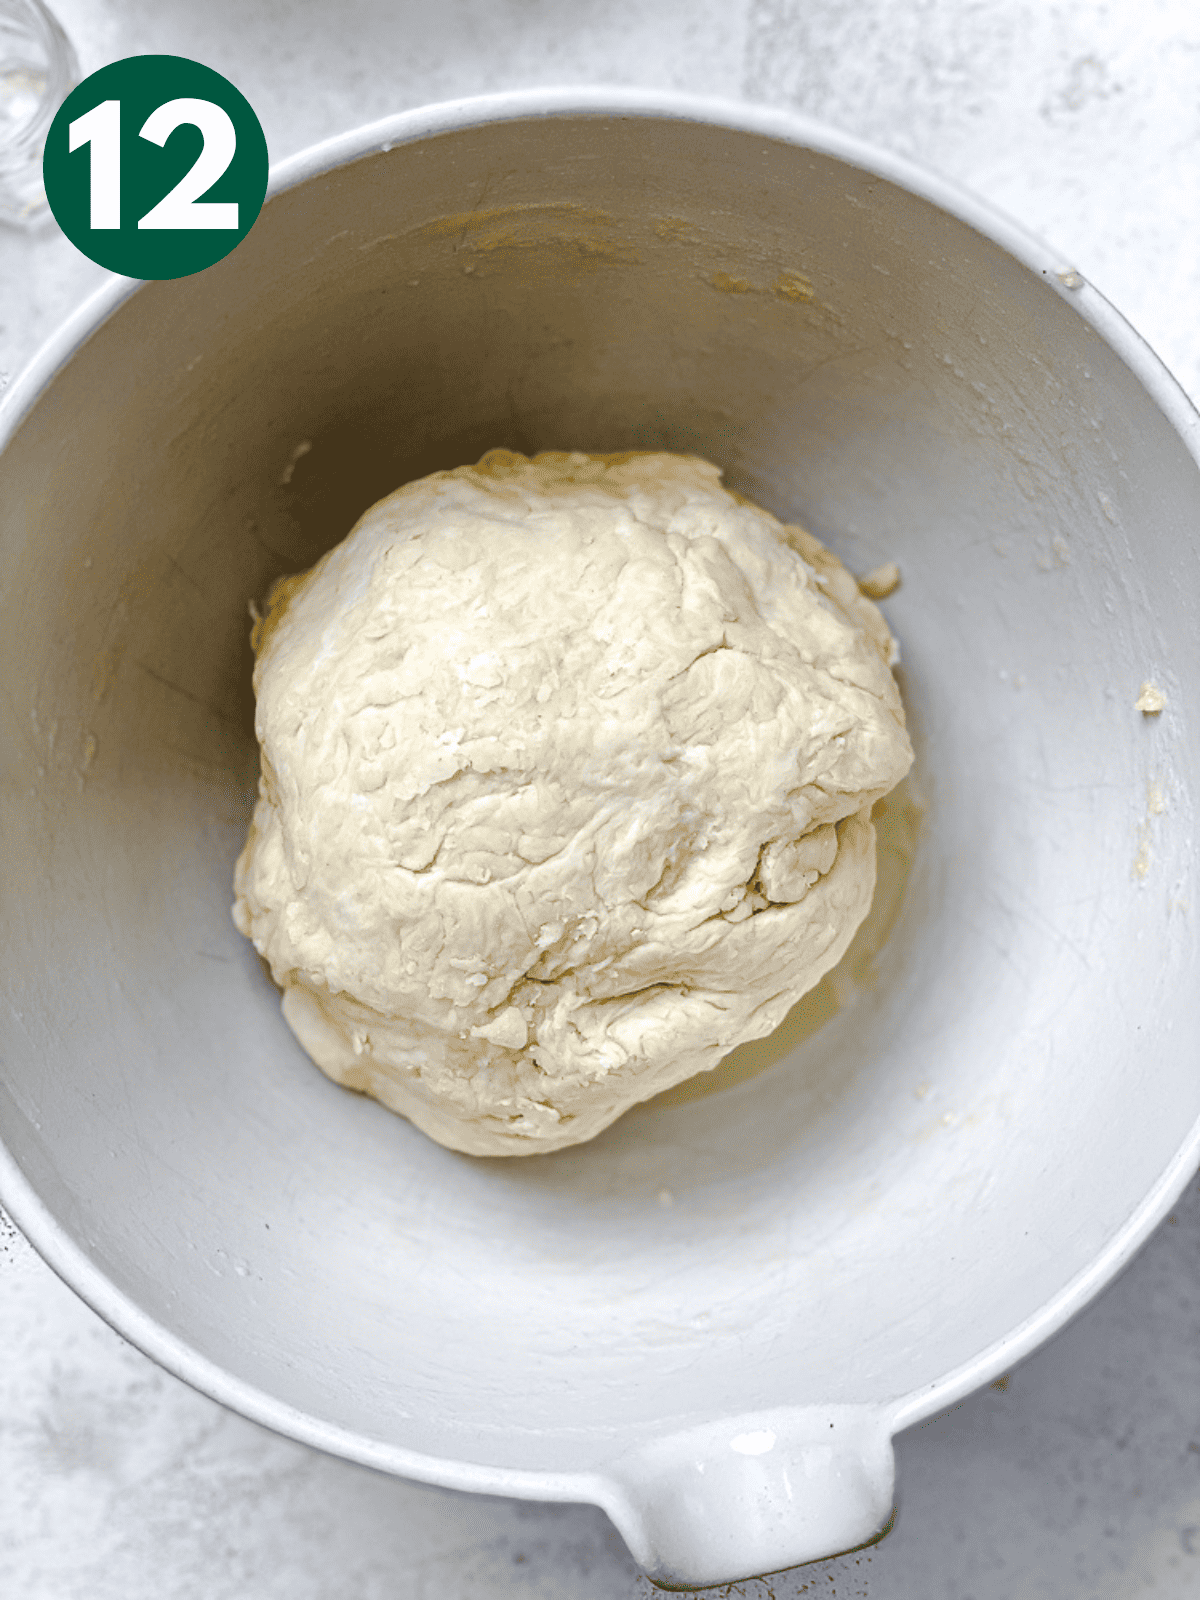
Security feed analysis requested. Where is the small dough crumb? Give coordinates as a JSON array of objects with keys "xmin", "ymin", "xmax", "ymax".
[
  {"xmin": 1136, "ymin": 681, "xmax": 1166, "ymax": 715},
  {"xmin": 233, "ymin": 451, "xmax": 913, "ymax": 1156},
  {"xmin": 857, "ymin": 561, "xmax": 901, "ymax": 600}
]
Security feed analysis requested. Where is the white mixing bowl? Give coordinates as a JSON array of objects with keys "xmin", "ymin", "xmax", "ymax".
[{"xmin": 1, "ymin": 90, "xmax": 1197, "ymax": 1589}]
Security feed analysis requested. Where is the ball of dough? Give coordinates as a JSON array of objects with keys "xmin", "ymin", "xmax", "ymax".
[{"xmin": 233, "ymin": 450, "xmax": 913, "ymax": 1156}]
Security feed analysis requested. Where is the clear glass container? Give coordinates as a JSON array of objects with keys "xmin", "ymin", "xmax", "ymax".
[{"xmin": 0, "ymin": 0, "xmax": 78, "ymax": 227}]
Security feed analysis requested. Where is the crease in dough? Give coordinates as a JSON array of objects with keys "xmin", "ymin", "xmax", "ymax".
[{"xmin": 233, "ymin": 449, "xmax": 914, "ymax": 1155}]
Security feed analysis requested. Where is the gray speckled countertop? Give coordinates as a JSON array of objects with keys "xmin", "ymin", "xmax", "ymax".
[{"xmin": 3, "ymin": 3, "xmax": 1199, "ymax": 1596}]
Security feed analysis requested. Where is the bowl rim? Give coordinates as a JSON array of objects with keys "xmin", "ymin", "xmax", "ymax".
[{"xmin": 2, "ymin": 83, "xmax": 1198, "ymax": 1498}]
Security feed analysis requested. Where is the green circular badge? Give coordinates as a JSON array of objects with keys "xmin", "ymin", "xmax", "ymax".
[{"xmin": 44, "ymin": 55, "xmax": 268, "ymax": 279}]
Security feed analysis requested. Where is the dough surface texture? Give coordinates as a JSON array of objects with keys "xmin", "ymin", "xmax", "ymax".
[{"xmin": 233, "ymin": 451, "xmax": 913, "ymax": 1155}]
